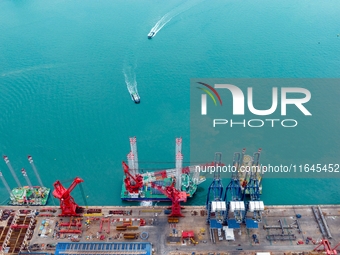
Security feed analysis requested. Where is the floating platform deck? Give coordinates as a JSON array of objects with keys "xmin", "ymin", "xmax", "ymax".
[{"xmin": 8, "ymin": 187, "xmax": 50, "ymax": 206}]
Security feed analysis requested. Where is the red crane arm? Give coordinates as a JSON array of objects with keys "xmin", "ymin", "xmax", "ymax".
[
  {"xmin": 151, "ymin": 181, "xmax": 187, "ymax": 203},
  {"xmin": 150, "ymin": 182, "xmax": 167, "ymax": 196},
  {"xmin": 53, "ymin": 181, "xmax": 67, "ymax": 199},
  {"xmin": 52, "ymin": 177, "xmax": 83, "ymax": 199},
  {"xmin": 63, "ymin": 177, "xmax": 84, "ymax": 199},
  {"xmin": 122, "ymin": 161, "xmax": 139, "ymax": 182},
  {"xmin": 150, "ymin": 181, "xmax": 187, "ymax": 218}
]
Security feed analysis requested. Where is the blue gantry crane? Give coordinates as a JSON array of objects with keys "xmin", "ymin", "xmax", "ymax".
[
  {"xmin": 205, "ymin": 149, "xmax": 265, "ymax": 232},
  {"xmin": 222, "ymin": 148, "xmax": 264, "ymax": 229},
  {"xmin": 206, "ymin": 152, "xmax": 226, "ymax": 225},
  {"xmin": 205, "ymin": 152, "xmax": 228, "ymax": 244},
  {"xmin": 223, "ymin": 149, "xmax": 246, "ymax": 229},
  {"xmin": 206, "ymin": 152, "xmax": 223, "ymax": 208},
  {"xmin": 242, "ymin": 148, "xmax": 264, "ymax": 229}
]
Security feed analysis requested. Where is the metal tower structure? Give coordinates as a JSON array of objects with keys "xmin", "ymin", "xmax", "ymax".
[
  {"xmin": 27, "ymin": 156, "xmax": 44, "ymax": 188},
  {"xmin": 242, "ymin": 148, "xmax": 264, "ymax": 229},
  {"xmin": 251, "ymin": 148, "xmax": 263, "ymax": 188},
  {"xmin": 129, "ymin": 137, "xmax": 139, "ymax": 175},
  {"xmin": 127, "ymin": 152, "xmax": 136, "ymax": 177},
  {"xmin": 226, "ymin": 150, "xmax": 245, "ymax": 201},
  {"xmin": 243, "ymin": 174, "xmax": 263, "ymax": 222},
  {"xmin": 21, "ymin": 168, "xmax": 37, "ymax": 204},
  {"xmin": 224, "ymin": 148, "xmax": 246, "ymax": 228},
  {"xmin": 175, "ymin": 138, "xmax": 182, "ymax": 156},
  {"xmin": 21, "ymin": 168, "xmax": 33, "ymax": 189},
  {"xmin": 224, "ymin": 150, "xmax": 246, "ymax": 228},
  {"xmin": 242, "ymin": 149, "xmax": 262, "ymax": 203},
  {"xmin": 175, "ymin": 138, "xmax": 183, "ymax": 190},
  {"xmin": 3, "ymin": 156, "xmax": 21, "ymax": 187},
  {"xmin": 206, "ymin": 152, "xmax": 224, "ymax": 208},
  {"xmin": 206, "ymin": 152, "xmax": 225, "ymax": 224},
  {"xmin": 175, "ymin": 152, "xmax": 183, "ymax": 191}
]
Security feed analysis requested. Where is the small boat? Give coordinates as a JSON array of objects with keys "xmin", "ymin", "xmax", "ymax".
[
  {"xmin": 131, "ymin": 92, "xmax": 140, "ymax": 104},
  {"xmin": 147, "ymin": 32, "xmax": 155, "ymax": 39},
  {"xmin": 3, "ymin": 156, "xmax": 9, "ymax": 164}
]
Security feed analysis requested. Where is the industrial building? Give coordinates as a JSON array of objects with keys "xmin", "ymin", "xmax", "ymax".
[{"xmin": 54, "ymin": 242, "xmax": 152, "ymax": 255}]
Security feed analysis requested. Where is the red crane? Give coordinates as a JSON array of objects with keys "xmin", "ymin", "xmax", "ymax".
[
  {"xmin": 151, "ymin": 180, "xmax": 187, "ymax": 217},
  {"xmin": 122, "ymin": 161, "xmax": 143, "ymax": 194},
  {"xmin": 314, "ymin": 239, "xmax": 339, "ymax": 255},
  {"xmin": 52, "ymin": 177, "xmax": 84, "ymax": 217}
]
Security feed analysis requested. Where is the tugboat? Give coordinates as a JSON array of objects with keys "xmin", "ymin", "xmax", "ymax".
[
  {"xmin": 131, "ymin": 92, "xmax": 140, "ymax": 104},
  {"xmin": 148, "ymin": 32, "xmax": 155, "ymax": 39}
]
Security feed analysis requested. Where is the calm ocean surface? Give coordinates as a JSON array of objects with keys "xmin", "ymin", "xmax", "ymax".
[{"xmin": 0, "ymin": 0, "xmax": 339, "ymax": 206}]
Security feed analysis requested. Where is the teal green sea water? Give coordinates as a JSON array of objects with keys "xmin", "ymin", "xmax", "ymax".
[{"xmin": 0, "ymin": 0, "xmax": 339, "ymax": 206}]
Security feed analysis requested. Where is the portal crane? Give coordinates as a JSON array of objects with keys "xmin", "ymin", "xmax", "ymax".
[
  {"xmin": 122, "ymin": 161, "xmax": 143, "ymax": 194},
  {"xmin": 206, "ymin": 152, "xmax": 224, "ymax": 207},
  {"xmin": 224, "ymin": 150, "xmax": 246, "ymax": 227},
  {"xmin": 52, "ymin": 177, "xmax": 84, "ymax": 216},
  {"xmin": 314, "ymin": 239, "xmax": 337, "ymax": 255},
  {"xmin": 206, "ymin": 152, "xmax": 225, "ymax": 224},
  {"xmin": 243, "ymin": 148, "xmax": 264, "ymax": 228},
  {"xmin": 151, "ymin": 180, "xmax": 187, "ymax": 217}
]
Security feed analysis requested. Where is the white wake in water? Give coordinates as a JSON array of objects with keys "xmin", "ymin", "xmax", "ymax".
[
  {"xmin": 149, "ymin": 0, "xmax": 202, "ymax": 37},
  {"xmin": 1, "ymin": 64, "xmax": 58, "ymax": 77},
  {"xmin": 149, "ymin": 13, "xmax": 174, "ymax": 36},
  {"xmin": 123, "ymin": 66, "xmax": 138, "ymax": 95}
]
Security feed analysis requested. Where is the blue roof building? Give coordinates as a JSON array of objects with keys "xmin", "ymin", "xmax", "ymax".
[{"xmin": 55, "ymin": 242, "xmax": 152, "ymax": 255}]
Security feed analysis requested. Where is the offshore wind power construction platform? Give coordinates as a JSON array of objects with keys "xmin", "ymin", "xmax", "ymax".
[
  {"xmin": 120, "ymin": 137, "xmax": 209, "ymax": 201},
  {"xmin": 0, "ymin": 156, "xmax": 50, "ymax": 206}
]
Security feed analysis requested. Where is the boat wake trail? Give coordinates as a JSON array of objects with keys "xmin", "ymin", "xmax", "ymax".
[
  {"xmin": 123, "ymin": 64, "xmax": 140, "ymax": 104},
  {"xmin": 123, "ymin": 66, "xmax": 138, "ymax": 95},
  {"xmin": 149, "ymin": 13, "xmax": 173, "ymax": 37},
  {"xmin": 148, "ymin": 0, "xmax": 202, "ymax": 37},
  {"xmin": 1, "ymin": 64, "xmax": 58, "ymax": 77}
]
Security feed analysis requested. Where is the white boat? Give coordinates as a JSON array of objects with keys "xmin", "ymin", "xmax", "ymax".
[
  {"xmin": 147, "ymin": 32, "xmax": 155, "ymax": 39},
  {"xmin": 131, "ymin": 92, "xmax": 140, "ymax": 104}
]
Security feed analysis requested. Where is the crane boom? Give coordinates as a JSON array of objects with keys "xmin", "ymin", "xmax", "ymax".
[
  {"xmin": 52, "ymin": 177, "xmax": 84, "ymax": 216},
  {"xmin": 151, "ymin": 180, "xmax": 187, "ymax": 217},
  {"xmin": 65, "ymin": 177, "xmax": 83, "ymax": 198},
  {"xmin": 122, "ymin": 161, "xmax": 143, "ymax": 194},
  {"xmin": 52, "ymin": 181, "xmax": 67, "ymax": 199},
  {"xmin": 122, "ymin": 162, "xmax": 138, "ymax": 183},
  {"xmin": 53, "ymin": 177, "xmax": 83, "ymax": 199}
]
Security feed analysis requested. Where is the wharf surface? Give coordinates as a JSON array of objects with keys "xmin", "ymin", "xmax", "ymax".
[{"xmin": 1, "ymin": 204, "xmax": 340, "ymax": 255}]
